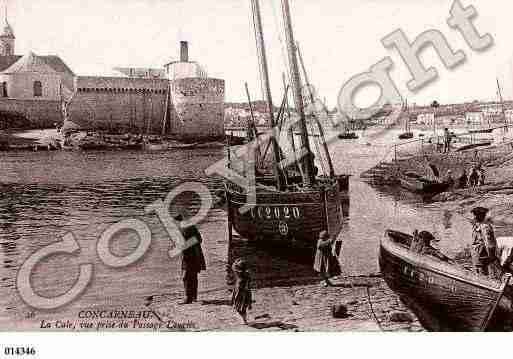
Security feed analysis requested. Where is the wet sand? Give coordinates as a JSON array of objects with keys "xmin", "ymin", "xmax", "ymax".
[{"xmin": 148, "ymin": 276, "xmax": 423, "ymax": 332}]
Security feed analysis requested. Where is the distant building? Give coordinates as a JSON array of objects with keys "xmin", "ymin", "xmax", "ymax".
[
  {"xmin": 465, "ymin": 112, "xmax": 484, "ymax": 124},
  {"xmin": 0, "ymin": 51, "xmax": 75, "ymax": 100},
  {"xmin": 417, "ymin": 113, "xmax": 434, "ymax": 125}
]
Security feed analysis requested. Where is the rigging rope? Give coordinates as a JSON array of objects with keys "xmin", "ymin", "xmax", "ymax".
[
  {"xmin": 307, "ymin": 114, "xmax": 328, "ymax": 176},
  {"xmin": 271, "ymin": 0, "xmax": 292, "ymax": 87}
]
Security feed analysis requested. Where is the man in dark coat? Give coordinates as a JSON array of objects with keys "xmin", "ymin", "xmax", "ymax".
[
  {"xmin": 175, "ymin": 215, "xmax": 207, "ymax": 304},
  {"xmin": 443, "ymin": 128, "xmax": 452, "ymax": 153}
]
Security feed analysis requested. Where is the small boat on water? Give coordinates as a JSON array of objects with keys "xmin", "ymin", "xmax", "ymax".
[
  {"xmin": 468, "ymin": 128, "xmax": 494, "ymax": 134},
  {"xmin": 399, "ymin": 172, "xmax": 451, "ymax": 196},
  {"xmin": 338, "ymin": 132, "xmax": 358, "ymax": 140},
  {"xmin": 380, "ymin": 230, "xmax": 513, "ymax": 331},
  {"xmin": 398, "ymin": 132, "xmax": 413, "ymax": 140}
]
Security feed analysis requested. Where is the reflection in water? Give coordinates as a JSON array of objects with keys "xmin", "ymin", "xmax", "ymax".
[{"xmin": 226, "ymin": 238, "xmax": 319, "ymax": 289}]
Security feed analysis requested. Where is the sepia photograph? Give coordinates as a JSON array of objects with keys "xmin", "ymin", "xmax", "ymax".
[{"xmin": 1, "ymin": 0, "xmax": 513, "ymax": 350}]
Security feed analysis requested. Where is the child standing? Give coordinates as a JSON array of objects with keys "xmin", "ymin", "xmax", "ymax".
[{"xmin": 231, "ymin": 258, "xmax": 252, "ymax": 325}]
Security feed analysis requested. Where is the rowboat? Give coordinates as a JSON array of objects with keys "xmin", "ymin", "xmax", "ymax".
[
  {"xmin": 379, "ymin": 230, "xmax": 513, "ymax": 331},
  {"xmin": 399, "ymin": 172, "xmax": 451, "ymax": 195},
  {"xmin": 338, "ymin": 132, "xmax": 358, "ymax": 140},
  {"xmin": 398, "ymin": 132, "xmax": 413, "ymax": 140},
  {"xmin": 468, "ymin": 128, "xmax": 494, "ymax": 134}
]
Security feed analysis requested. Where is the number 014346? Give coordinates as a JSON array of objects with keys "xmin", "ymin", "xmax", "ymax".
[{"xmin": 4, "ymin": 347, "xmax": 36, "ymax": 356}]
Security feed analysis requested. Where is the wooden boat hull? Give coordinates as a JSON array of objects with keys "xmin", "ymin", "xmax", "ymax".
[
  {"xmin": 469, "ymin": 128, "xmax": 494, "ymax": 134},
  {"xmin": 399, "ymin": 176, "xmax": 450, "ymax": 195},
  {"xmin": 226, "ymin": 179, "xmax": 343, "ymax": 245},
  {"xmin": 455, "ymin": 142, "xmax": 492, "ymax": 152},
  {"xmin": 379, "ymin": 230, "xmax": 513, "ymax": 331}
]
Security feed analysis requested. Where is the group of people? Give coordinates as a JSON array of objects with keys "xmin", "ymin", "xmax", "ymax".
[
  {"xmin": 174, "ymin": 213, "xmax": 343, "ymax": 325},
  {"xmin": 410, "ymin": 206, "xmax": 507, "ymax": 280},
  {"xmin": 173, "ymin": 214, "xmax": 253, "ymax": 324},
  {"xmin": 452, "ymin": 164, "xmax": 485, "ymax": 189}
]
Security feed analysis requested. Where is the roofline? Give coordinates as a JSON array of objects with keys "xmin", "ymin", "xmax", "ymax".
[{"xmin": 163, "ymin": 60, "xmax": 200, "ymax": 67}]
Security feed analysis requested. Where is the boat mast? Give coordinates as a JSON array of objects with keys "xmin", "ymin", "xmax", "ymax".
[
  {"xmin": 281, "ymin": 0, "xmax": 315, "ymax": 187},
  {"xmin": 296, "ymin": 43, "xmax": 335, "ymax": 178},
  {"xmin": 250, "ymin": 0, "xmax": 285, "ymax": 190},
  {"xmin": 497, "ymin": 78, "xmax": 507, "ymax": 128}
]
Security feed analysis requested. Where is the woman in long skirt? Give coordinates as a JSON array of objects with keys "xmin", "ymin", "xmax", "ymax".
[
  {"xmin": 231, "ymin": 258, "xmax": 252, "ymax": 325},
  {"xmin": 313, "ymin": 231, "xmax": 342, "ymax": 286}
]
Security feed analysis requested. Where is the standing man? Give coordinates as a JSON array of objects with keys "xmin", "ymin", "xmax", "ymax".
[
  {"xmin": 470, "ymin": 207, "xmax": 500, "ymax": 278},
  {"xmin": 174, "ymin": 214, "xmax": 207, "ymax": 304},
  {"xmin": 443, "ymin": 128, "xmax": 452, "ymax": 153}
]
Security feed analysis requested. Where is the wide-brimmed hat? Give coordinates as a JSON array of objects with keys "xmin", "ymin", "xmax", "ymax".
[
  {"xmin": 471, "ymin": 207, "xmax": 489, "ymax": 217},
  {"xmin": 319, "ymin": 231, "xmax": 330, "ymax": 240}
]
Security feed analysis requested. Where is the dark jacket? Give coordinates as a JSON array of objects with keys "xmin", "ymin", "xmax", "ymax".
[{"xmin": 181, "ymin": 225, "xmax": 207, "ymax": 273}]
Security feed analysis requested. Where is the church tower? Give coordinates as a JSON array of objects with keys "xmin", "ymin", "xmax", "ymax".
[{"xmin": 0, "ymin": 6, "xmax": 15, "ymax": 56}]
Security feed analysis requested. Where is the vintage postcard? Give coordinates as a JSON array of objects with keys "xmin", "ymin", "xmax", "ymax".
[{"xmin": 1, "ymin": 0, "xmax": 512, "ymax": 347}]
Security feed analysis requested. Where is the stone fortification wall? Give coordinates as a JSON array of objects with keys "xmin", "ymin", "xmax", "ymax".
[{"xmin": 168, "ymin": 77, "xmax": 225, "ymax": 140}]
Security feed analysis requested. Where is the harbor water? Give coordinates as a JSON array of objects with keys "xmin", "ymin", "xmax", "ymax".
[{"xmin": 0, "ymin": 127, "xmax": 475, "ymax": 330}]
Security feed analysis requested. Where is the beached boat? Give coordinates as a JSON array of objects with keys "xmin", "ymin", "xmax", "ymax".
[
  {"xmin": 226, "ymin": 178, "xmax": 343, "ymax": 243},
  {"xmin": 225, "ymin": 0, "xmax": 344, "ymax": 246},
  {"xmin": 380, "ymin": 230, "xmax": 513, "ymax": 331},
  {"xmin": 399, "ymin": 172, "xmax": 451, "ymax": 195}
]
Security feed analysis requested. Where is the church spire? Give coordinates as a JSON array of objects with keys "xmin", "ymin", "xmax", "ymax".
[
  {"xmin": 0, "ymin": 2, "xmax": 15, "ymax": 55},
  {"xmin": 1, "ymin": 2, "xmax": 14, "ymax": 39}
]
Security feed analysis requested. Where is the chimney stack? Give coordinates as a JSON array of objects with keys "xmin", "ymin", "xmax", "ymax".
[{"xmin": 180, "ymin": 41, "xmax": 189, "ymax": 62}]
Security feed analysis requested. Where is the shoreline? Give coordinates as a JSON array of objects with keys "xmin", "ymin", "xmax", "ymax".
[{"xmin": 362, "ymin": 138, "xmax": 513, "ymax": 238}]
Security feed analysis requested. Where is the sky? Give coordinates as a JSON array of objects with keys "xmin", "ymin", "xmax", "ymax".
[{"xmin": 5, "ymin": 0, "xmax": 513, "ymax": 108}]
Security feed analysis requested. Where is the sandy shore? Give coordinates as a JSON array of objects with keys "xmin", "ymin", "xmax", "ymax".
[{"xmin": 148, "ymin": 276, "xmax": 424, "ymax": 332}]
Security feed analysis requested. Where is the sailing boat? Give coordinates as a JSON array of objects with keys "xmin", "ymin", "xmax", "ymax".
[
  {"xmin": 224, "ymin": 0, "xmax": 344, "ymax": 245},
  {"xmin": 398, "ymin": 100, "xmax": 413, "ymax": 140},
  {"xmin": 337, "ymin": 116, "xmax": 359, "ymax": 140}
]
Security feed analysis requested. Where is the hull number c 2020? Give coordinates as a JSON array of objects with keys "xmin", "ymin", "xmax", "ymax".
[{"xmin": 250, "ymin": 206, "xmax": 301, "ymax": 220}]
